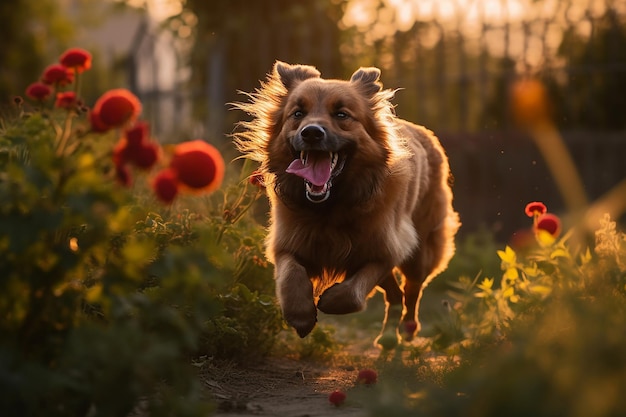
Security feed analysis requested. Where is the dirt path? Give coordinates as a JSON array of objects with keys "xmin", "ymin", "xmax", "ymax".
[{"xmin": 202, "ymin": 357, "xmax": 368, "ymax": 417}]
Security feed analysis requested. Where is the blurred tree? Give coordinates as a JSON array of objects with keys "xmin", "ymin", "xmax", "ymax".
[
  {"xmin": 556, "ymin": 8, "xmax": 626, "ymax": 130},
  {"xmin": 178, "ymin": 0, "xmax": 348, "ymax": 137},
  {"xmin": 0, "ymin": 0, "xmax": 73, "ymax": 103}
]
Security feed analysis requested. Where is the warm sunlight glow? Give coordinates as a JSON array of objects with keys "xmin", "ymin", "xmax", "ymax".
[
  {"xmin": 123, "ymin": 0, "xmax": 182, "ymax": 21},
  {"xmin": 342, "ymin": 0, "xmax": 610, "ymax": 69}
]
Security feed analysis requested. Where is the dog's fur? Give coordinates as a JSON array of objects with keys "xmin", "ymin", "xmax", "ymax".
[{"xmin": 234, "ymin": 62, "xmax": 459, "ymax": 343}]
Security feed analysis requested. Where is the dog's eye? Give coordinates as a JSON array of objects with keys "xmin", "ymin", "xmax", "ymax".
[
  {"xmin": 293, "ymin": 110, "xmax": 305, "ymax": 119},
  {"xmin": 335, "ymin": 111, "xmax": 349, "ymax": 120}
]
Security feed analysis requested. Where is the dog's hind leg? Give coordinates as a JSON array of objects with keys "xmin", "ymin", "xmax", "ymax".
[
  {"xmin": 400, "ymin": 220, "xmax": 455, "ymax": 341},
  {"xmin": 374, "ymin": 270, "xmax": 405, "ymax": 349}
]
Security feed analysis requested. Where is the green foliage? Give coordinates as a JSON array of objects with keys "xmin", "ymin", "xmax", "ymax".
[
  {"xmin": 0, "ymin": 92, "xmax": 281, "ymax": 415},
  {"xmin": 360, "ymin": 213, "xmax": 626, "ymax": 417}
]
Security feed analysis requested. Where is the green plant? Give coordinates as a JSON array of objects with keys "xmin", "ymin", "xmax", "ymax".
[
  {"xmin": 358, "ymin": 203, "xmax": 626, "ymax": 417},
  {"xmin": 0, "ymin": 47, "xmax": 281, "ymax": 417}
]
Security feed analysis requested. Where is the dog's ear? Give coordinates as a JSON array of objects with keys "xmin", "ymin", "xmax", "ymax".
[
  {"xmin": 350, "ymin": 67, "xmax": 382, "ymax": 97},
  {"xmin": 274, "ymin": 61, "xmax": 321, "ymax": 90}
]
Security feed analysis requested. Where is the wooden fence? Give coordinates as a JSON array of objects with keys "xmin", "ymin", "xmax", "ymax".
[{"xmin": 127, "ymin": 0, "xmax": 626, "ymax": 239}]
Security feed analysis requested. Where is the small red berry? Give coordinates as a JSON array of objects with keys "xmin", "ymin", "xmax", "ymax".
[
  {"xmin": 356, "ymin": 369, "xmax": 377, "ymax": 385},
  {"xmin": 328, "ymin": 390, "xmax": 346, "ymax": 406}
]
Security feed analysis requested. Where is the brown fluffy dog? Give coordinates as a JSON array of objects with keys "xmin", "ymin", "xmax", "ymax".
[{"xmin": 234, "ymin": 62, "xmax": 459, "ymax": 345}]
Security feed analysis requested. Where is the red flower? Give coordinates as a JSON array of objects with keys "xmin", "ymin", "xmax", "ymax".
[
  {"xmin": 356, "ymin": 369, "xmax": 377, "ymax": 385},
  {"xmin": 524, "ymin": 201, "xmax": 547, "ymax": 217},
  {"xmin": 534, "ymin": 213, "xmax": 561, "ymax": 238},
  {"xmin": 328, "ymin": 390, "xmax": 346, "ymax": 407},
  {"xmin": 132, "ymin": 143, "xmax": 160, "ymax": 169},
  {"xmin": 125, "ymin": 121, "xmax": 149, "ymax": 147},
  {"xmin": 249, "ymin": 170, "xmax": 265, "ymax": 188},
  {"xmin": 42, "ymin": 64, "xmax": 74, "ymax": 86},
  {"xmin": 113, "ymin": 136, "xmax": 159, "ymax": 170},
  {"xmin": 89, "ymin": 110, "xmax": 110, "ymax": 133},
  {"xmin": 170, "ymin": 140, "xmax": 225, "ymax": 193},
  {"xmin": 55, "ymin": 91, "xmax": 77, "ymax": 110},
  {"xmin": 25, "ymin": 82, "xmax": 52, "ymax": 101},
  {"xmin": 93, "ymin": 89, "xmax": 142, "ymax": 128},
  {"xmin": 152, "ymin": 169, "xmax": 179, "ymax": 204},
  {"xmin": 60, "ymin": 48, "xmax": 92, "ymax": 73}
]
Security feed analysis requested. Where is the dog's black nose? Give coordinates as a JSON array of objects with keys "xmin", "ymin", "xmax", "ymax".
[{"xmin": 299, "ymin": 124, "xmax": 326, "ymax": 143}]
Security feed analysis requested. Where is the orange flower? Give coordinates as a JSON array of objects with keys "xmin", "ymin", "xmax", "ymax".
[
  {"xmin": 524, "ymin": 201, "xmax": 547, "ymax": 217},
  {"xmin": 55, "ymin": 91, "xmax": 77, "ymax": 110},
  {"xmin": 60, "ymin": 48, "xmax": 92, "ymax": 73},
  {"xmin": 42, "ymin": 64, "xmax": 74, "ymax": 86},
  {"xmin": 25, "ymin": 82, "xmax": 52, "ymax": 101},
  {"xmin": 534, "ymin": 213, "xmax": 561, "ymax": 238},
  {"xmin": 152, "ymin": 169, "xmax": 179, "ymax": 203},
  {"xmin": 113, "ymin": 137, "xmax": 159, "ymax": 170},
  {"xmin": 170, "ymin": 140, "xmax": 225, "ymax": 193},
  {"xmin": 93, "ymin": 89, "xmax": 142, "ymax": 128}
]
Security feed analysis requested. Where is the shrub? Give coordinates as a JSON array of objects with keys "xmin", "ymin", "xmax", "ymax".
[{"xmin": 0, "ymin": 48, "xmax": 280, "ymax": 417}]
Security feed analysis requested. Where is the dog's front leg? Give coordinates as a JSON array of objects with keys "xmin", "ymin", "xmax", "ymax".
[
  {"xmin": 274, "ymin": 252, "xmax": 317, "ymax": 338},
  {"xmin": 317, "ymin": 262, "xmax": 389, "ymax": 315}
]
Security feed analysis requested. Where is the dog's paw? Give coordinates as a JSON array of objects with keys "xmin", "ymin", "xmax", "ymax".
[
  {"xmin": 284, "ymin": 307, "xmax": 317, "ymax": 338},
  {"xmin": 317, "ymin": 283, "xmax": 365, "ymax": 314}
]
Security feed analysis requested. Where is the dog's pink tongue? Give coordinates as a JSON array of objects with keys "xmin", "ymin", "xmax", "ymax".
[{"xmin": 286, "ymin": 153, "xmax": 332, "ymax": 186}]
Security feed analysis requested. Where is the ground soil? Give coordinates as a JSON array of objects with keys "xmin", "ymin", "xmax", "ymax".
[
  {"xmin": 198, "ymin": 289, "xmax": 453, "ymax": 417},
  {"xmin": 201, "ymin": 356, "xmax": 369, "ymax": 417}
]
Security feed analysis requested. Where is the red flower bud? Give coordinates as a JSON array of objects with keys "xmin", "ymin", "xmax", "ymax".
[
  {"xmin": 55, "ymin": 91, "xmax": 77, "ymax": 110},
  {"xmin": 534, "ymin": 213, "xmax": 561, "ymax": 238},
  {"xmin": 524, "ymin": 201, "xmax": 547, "ymax": 217},
  {"xmin": 132, "ymin": 142, "xmax": 160, "ymax": 170},
  {"xmin": 152, "ymin": 169, "xmax": 179, "ymax": 204},
  {"xmin": 125, "ymin": 121, "xmax": 149, "ymax": 147},
  {"xmin": 249, "ymin": 170, "xmax": 265, "ymax": 188},
  {"xmin": 60, "ymin": 48, "xmax": 92, "ymax": 73},
  {"xmin": 42, "ymin": 64, "xmax": 74, "ymax": 86},
  {"xmin": 25, "ymin": 82, "xmax": 52, "ymax": 101}
]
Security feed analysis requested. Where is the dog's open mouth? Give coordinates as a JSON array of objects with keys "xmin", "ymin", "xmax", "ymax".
[{"xmin": 286, "ymin": 151, "xmax": 345, "ymax": 203}]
